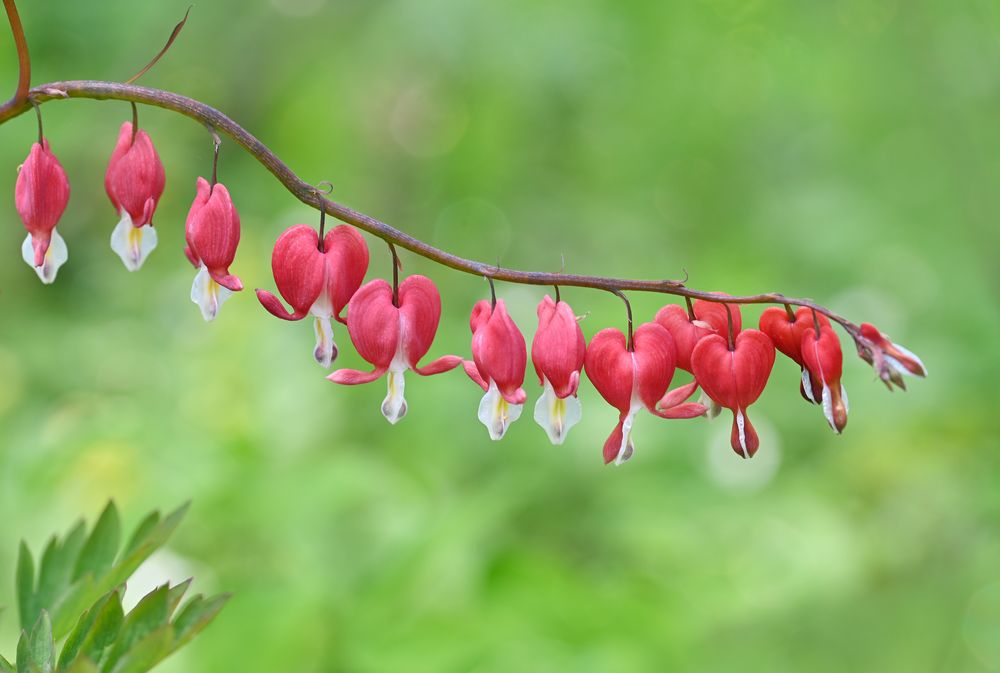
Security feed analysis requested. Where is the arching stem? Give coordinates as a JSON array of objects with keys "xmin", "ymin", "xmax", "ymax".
[{"xmin": 611, "ymin": 289, "xmax": 633, "ymax": 351}]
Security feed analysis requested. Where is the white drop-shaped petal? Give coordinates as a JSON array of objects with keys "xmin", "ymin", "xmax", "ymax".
[
  {"xmin": 801, "ymin": 367, "xmax": 816, "ymax": 403},
  {"xmin": 533, "ymin": 377, "xmax": 582, "ymax": 445},
  {"xmin": 614, "ymin": 403, "xmax": 641, "ymax": 465},
  {"xmin": 22, "ymin": 229, "xmax": 68, "ymax": 284},
  {"xmin": 735, "ymin": 408, "xmax": 750, "ymax": 459},
  {"xmin": 313, "ymin": 315, "xmax": 336, "ymax": 368},
  {"xmin": 190, "ymin": 264, "xmax": 233, "ymax": 322},
  {"xmin": 478, "ymin": 380, "xmax": 523, "ymax": 440},
  {"xmin": 110, "ymin": 211, "xmax": 158, "ymax": 271},
  {"xmin": 381, "ymin": 368, "xmax": 408, "ymax": 424},
  {"xmin": 821, "ymin": 384, "xmax": 836, "ymax": 433},
  {"xmin": 697, "ymin": 390, "xmax": 722, "ymax": 419}
]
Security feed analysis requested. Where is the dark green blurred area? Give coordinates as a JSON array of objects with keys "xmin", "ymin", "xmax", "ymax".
[{"xmin": 1, "ymin": 0, "xmax": 998, "ymax": 671}]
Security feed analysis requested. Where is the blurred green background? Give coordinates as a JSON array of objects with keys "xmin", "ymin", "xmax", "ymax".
[{"xmin": 1, "ymin": 0, "xmax": 998, "ymax": 671}]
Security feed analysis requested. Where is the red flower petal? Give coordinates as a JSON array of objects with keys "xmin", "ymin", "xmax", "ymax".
[
  {"xmin": 104, "ymin": 122, "xmax": 165, "ymax": 227},
  {"xmin": 186, "ymin": 177, "xmax": 242, "ymax": 290},
  {"xmin": 16, "ymin": 140, "xmax": 70, "ymax": 265},
  {"xmin": 531, "ymin": 295, "xmax": 586, "ymax": 398},
  {"xmin": 323, "ymin": 225, "xmax": 369, "ymax": 322},
  {"xmin": 258, "ymin": 225, "xmax": 325, "ymax": 320},
  {"xmin": 469, "ymin": 299, "xmax": 527, "ymax": 404},
  {"xmin": 342, "ymin": 279, "xmax": 400, "ymax": 369}
]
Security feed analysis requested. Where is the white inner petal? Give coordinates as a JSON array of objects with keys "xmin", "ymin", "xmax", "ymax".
[
  {"xmin": 801, "ymin": 367, "xmax": 816, "ymax": 403},
  {"xmin": 841, "ymin": 383, "xmax": 849, "ymax": 413},
  {"xmin": 110, "ymin": 211, "xmax": 157, "ymax": 272},
  {"xmin": 696, "ymin": 390, "xmax": 721, "ymax": 419},
  {"xmin": 191, "ymin": 264, "xmax": 233, "ymax": 322},
  {"xmin": 22, "ymin": 229, "xmax": 68, "ymax": 284},
  {"xmin": 615, "ymin": 402, "xmax": 641, "ymax": 465},
  {"xmin": 821, "ymin": 384, "xmax": 837, "ymax": 433},
  {"xmin": 478, "ymin": 380, "xmax": 523, "ymax": 441},
  {"xmin": 736, "ymin": 408, "xmax": 750, "ymax": 459},
  {"xmin": 533, "ymin": 377, "xmax": 582, "ymax": 445},
  {"xmin": 381, "ymin": 366, "xmax": 408, "ymax": 424},
  {"xmin": 313, "ymin": 315, "xmax": 336, "ymax": 368}
]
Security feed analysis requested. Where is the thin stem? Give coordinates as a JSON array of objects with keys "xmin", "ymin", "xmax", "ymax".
[
  {"xmin": 811, "ymin": 308, "xmax": 822, "ymax": 338},
  {"xmin": 30, "ymin": 98, "xmax": 41, "ymax": 143},
  {"xmin": 554, "ymin": 285, "xmax": 561, "ymax": 303},
  {"xmin": 2, "ymin": 80, "xmax": 864, "ymax": 344},
  {"xmin": 0, "ymin": 0, "xmax": 30, "ymax": 119},
  {"xmin": 611, "ymin": 289, "xmax": 633, "ymax": 351},
  {"xmin": 125, "ymin": 6, "xmax": 191, "ymax": 84},
  {"xmin": 388, "ymin": 242, "xmax": 400, "ymax": 307},
  {"xmin": 486, "ymin": 275, "xmax": 496, "ymax": 310},
  {"xmin": 130, "ymin": 101, "xmax": 138, "ymax": 144},
  {"xmin": 317, "ymin": 208, "xmax": 326, "ymax": 252},
  {"xmin": 725, "ymin": 303, "xmax": 735, "ymax": 351},
  {"xmin": 784, "ymin": 303, "xmax": 795, "ymax": 321},
  {"xmin": 685, "ymin": 296, "xmax": 696, "ymax": 321},
  {"xmin": 209, "ymin": 130, "xmax": 221, "ymax": 192}
]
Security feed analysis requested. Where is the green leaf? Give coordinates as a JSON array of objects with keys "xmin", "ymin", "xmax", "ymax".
[
  {"xmin": 16, "ymin": 629, "xmax": 29, "ymax": 673},
  {"xmin": 26, "ymin": 612, "xmax": 53, "ymax": 673},
  {"xmin": 107, "ymin": 627, "xmax": 173, "ymax": 673},
  {"xmin": 73, "ymin": 503, "xmax": 121, "ymax": 583},
  {"xmin": 166, "ymin": 580, "xmax": 192, "ymax": 617},
  {"xmin": 57, "ymin": 590, "xmax": 124, "ymax": 670},
  {"xmin": 121, "ymin": 512, "xmax": 159, "ymax": 559},
  {"xmin": 171, "ymin": 593, "xmax": 229, "ymax": 651},
  {"xmin": 0, "ymin": 653, "xmax": 13, "ymax": 673},
  {"xmin": 16, "ymin": 542, "xmax": 35, "ymax": 631},
  {"xmin": 62, "ymin": 660, "xmax": 99, "ymax": 673},
  {"xmin": 35, "ymin": 520, "xmax": 84, "ymax": 623},
  {"xmin": 99, "ymin": 586, "xmax": 169, "ymax": 673}
]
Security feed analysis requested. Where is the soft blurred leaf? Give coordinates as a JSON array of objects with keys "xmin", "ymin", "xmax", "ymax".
[
  {"xmin": 73, "ymin": 503, "xmax": 121, "ymax": 583},
  {"xmin": 16, "ymin": 542, "xmax": 35, "ymax": 632},
  {"xmin": 106, "ymin": 627, "xmax": 173, "ymax": 673},
  {"xmin": 99, "ymin": 586, "xmax": 169, "ymax": 673},
  {"xmin": 57, "ymin": 590, "xmax": 124, "ymax": 670},
  {"xmin": 170, "ymin": 594, "xmax": 229, "ymax": 652}
]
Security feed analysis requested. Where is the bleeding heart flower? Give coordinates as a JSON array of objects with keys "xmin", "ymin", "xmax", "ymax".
[
  {"xmin": 858, "ymin": 323, "xmax": 927, "ymax": 390},
  {"xmin": 464, "ymin": 299, "xmax": 528, "ymax": 440},
  {"xmin": 655, "ymin": 299, "xmax": 742, "ymax": 372},
  {"xmin": 329, "ymin": 275, "xmax": 461, "ymax": 423},
  {"xmin": 800, "ymin": 325, "xmax": 848, "ymax": 433},
  {"xmin": 691, "ymin": 330, "xmax": 775, "ymax": 458},
  {"xmin": 105, "ymin": 121, "xmax": 165, "ymax": 271},
  {"xmin": 655, "ymin": 298, "xmax": 742, "ymax": 417},
  {"xmin": 184, "ymin": 177, "xmax": 242, "ymax": 321},
  {"xmin": 585, "ymin": 322, "xmax": 706, "ymax": 465},
  {"xmin": 16, "ymin": 139, "xmax": 70, "ymax": 284},
  {"xmin": 530, "ymin": 295, "xmax": 586, "ymax": 444},
  {"xmin": 256, "ymin": 224, "xmax": 369, "ymax": 367},
  {"xmin": 759, "ymin": 306, "xmax": 831, "ymax": 403}
]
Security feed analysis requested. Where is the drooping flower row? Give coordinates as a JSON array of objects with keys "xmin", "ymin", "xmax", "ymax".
[{"xmin": 13, "ymin": 123, "xmax": 928, "ymax": 463}]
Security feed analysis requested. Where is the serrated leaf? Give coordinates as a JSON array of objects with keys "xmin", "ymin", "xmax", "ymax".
[
  {"xmin": 16, "ymin": 630, "xmax": 29, "ymax": 673},
  {"xmin": 107, "ymin": 626, "xmax": 173, "ymax": 673},
  {"xmin": 27, "ymin": 612, "xmax": 53, "ymax": 673},
  {"xmin": 50, "ymin": 575, "xmax": 96, "ymax": 641},
  {"xmin": 57, "ymin": 590, "xmax": 124, "ymax": 670},
  {"xmin": 166, "ymin": 580, "xmax": 192, "ymax": 617},
  {"xmin": 121, "ymin": 512, "xmax": 159, "ymax": 560},
  {"xmin": 35, "ymin": 519, "xmax": 84, "ymax": 622},
  {"xmin": 100, "ymin": 586, "xmax": 169, "ymax": 673},
  {"xmin": 171, "ymin": 593, "xmax": 229, "ymax": 651},
  {"xmin": 73, "ymin": 503, "xmax": 121, "ymax": 583},
  {"xmin": 17, "ymin": 542, "xmax": 36, "ymax": 631}
]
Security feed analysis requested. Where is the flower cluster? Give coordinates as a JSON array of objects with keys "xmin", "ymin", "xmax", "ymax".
[{"xmin": 13, "ymin": 125, "xmax": 928, "ymax": 465}]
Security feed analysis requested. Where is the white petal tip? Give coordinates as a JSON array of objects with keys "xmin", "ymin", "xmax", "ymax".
[{"xmin": 110, "ymin": 215, "xmax": 157, "ymax": 271}]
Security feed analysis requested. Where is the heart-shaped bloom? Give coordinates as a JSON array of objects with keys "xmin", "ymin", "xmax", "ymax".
[
  {"xmin": 655, "ymin": 299, "xmax": 742, "ymax": 373},
  {"xmin": 858, "ymin": 323, "xmax": 927, "ymax": 390},
  {"xmin": 531, "ymin": 295, "xmax": 586, "ymax": 444},
  {"xmin": 184, "ymin": 177, "xmax": 243, "ymax": 321},
  {"xmin": 256, "ymin": 224, "xmax": 369, "ymax": 367},
  {"xmin": 105, "ymin": 121, "xmax": 165, "ymax": 271},
  {"xmin": 655, "ymin": 299, "xmax": 742, "ymax": 416},
  {"xmin": 800, "ymin": 325, "xmax": 848, "ymax": 433},
  {"xmin": 464, "ymin": 299, "xmax": 528, "ymax": 440},
  {"xmin": 585, "ymin": 322, "xmax": 706, "ymax": 465},
  {"xmin": 759, "ymin": 306, "xmax": 831, "ymax": 403},
  {"xmin": 329, "ymin": 275, "xmax": 461, "ymax": 423},
  {"xmin": 16, "ymin": 139, "xmax": 70, "ymax": 284},
  {"xmin": 691, "ymin": 330, "xmax": 775, "ymax": 458}
]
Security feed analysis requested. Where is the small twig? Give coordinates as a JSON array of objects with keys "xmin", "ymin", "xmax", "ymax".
[{"xmin": 124, "ymin": 6, "xmax": 191, "ymax": 85}]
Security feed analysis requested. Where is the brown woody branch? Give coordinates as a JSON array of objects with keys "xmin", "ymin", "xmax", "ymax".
[{"xmin": 0, "ymin": 0, "xmax": 863, "ymax": 345}]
